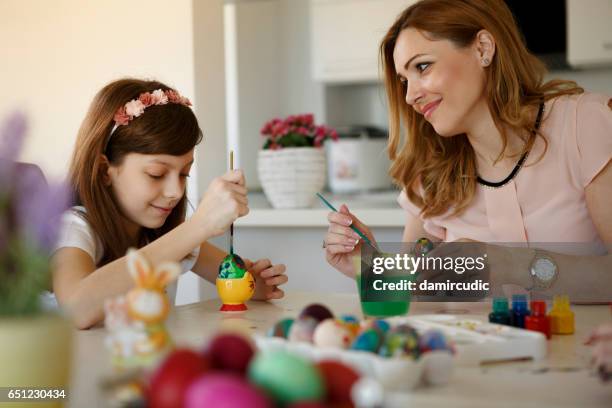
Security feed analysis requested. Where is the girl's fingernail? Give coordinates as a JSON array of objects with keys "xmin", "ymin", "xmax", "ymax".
[
  {"xmin": 345, "ymin": 246, "xmax": 355, "ymax": 251},
  {"xmin": 345, "ymin": 219, "xmax": 353, "ymax": 226}
]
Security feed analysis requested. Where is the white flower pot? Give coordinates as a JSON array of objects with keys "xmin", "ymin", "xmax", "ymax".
[{"xmin": 258, "ymin": 147, "xmax": 327, "ymax": 209}]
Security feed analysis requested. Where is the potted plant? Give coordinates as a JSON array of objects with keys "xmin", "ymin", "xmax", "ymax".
[
  {"xmin": 258, "ymin": 114, "xmax": 338, "ymax": 208},
  {"xmin": 0, "ymin": 112, "xmax": 72, "ymax": 407}
]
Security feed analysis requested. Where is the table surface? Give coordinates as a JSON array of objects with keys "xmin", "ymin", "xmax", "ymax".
[{"xmin": 69, "ymin": 292, "xmax": 612, "ymax": 408}]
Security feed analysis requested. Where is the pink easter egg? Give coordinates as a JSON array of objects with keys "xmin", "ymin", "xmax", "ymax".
[{"xmin": 185, "ymin": 373, "xmax": 271, "ymax": 408}]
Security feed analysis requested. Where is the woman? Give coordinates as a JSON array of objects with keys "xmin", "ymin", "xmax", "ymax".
[{"xmin": 323, "ymin": 0, "xmax": 611, "ymax": 301}]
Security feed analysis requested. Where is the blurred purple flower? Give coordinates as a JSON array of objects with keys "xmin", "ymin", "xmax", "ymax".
[
  {"xmin": 0, "ymin": 112, "xmax": 70, "ymax": 253},
  {"xmin": 14, "ymin": 165, "xmax": 70, "ymax": 251},
  {"xmin": 0, "ymin": 112, "xmax": 27, "ymax": 186}
]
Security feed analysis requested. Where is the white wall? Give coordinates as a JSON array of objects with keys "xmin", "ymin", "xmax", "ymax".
[
  {"xmin": 230, "ymin": 0, "xmax": 326, "ymax": 189},
  {"xmin": 0, "ymin": 0, "xmax": 196, "ymax": 179}
]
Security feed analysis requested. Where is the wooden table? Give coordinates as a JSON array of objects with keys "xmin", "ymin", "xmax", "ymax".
[{"xmin": 69, "ymin": 292, "xmax": 612, "ymax": 407}]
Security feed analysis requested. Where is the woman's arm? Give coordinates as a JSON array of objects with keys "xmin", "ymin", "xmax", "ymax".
[
  {"xmin": 52, "ymin": 219, "xmax": 211, "ymax": 329},
  {"xmin": 476, "ymin": 161, "xmax": 612, "ymax": 301}
]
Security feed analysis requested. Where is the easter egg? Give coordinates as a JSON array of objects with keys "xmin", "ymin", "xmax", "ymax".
[
  {"xmin": 207, "ymin": 333, "xmax": 255, "ymax": 374},
  {"xmin": 185, "ymin": 373, "xmax": 271, "ymax": 408},
  {"xmin": 418, "ymin": 329, "xmax": 449, "ymax": 353},
  {"xmin": 288, "ymin": 316, "xmax": 319, "ymax": 343},
  {"xmin": 413, "ymin": 237, "xmax": 434, "ymax": 256},
  {"xmin": 218, "ymin": 254, "xmax": 247, "ymax": 279},
  {"xmin": 316, "ymin": 360, "xmax": 360, "ymax": 405},
  {"xmin": 379, "ymin": 324, "xmax": 420, "ymax": 359},
  {"xmin": 268, "ymin": 318, "xmax": 295, "ymax": 339},
  {"xmin": 299, "ymin": 303, "xmax": 334, "ymax": 323},
  {"xmin": 312, "ymin": 319, "xmax": 354, "ymax": 349},
  {"xmin": 360, "ymin": 319, "xmax": 390, "ymax": 334},
  {"xmin": 350, "ymin": 329, "xmax": 382, "ymax": 353},
  {"xmin": 149, "ymin": 349, "xmax": 209, "ymax": 408},
  {"xmin": 339, "ymin": 315, "xmax": 360, "ymax": 336},
  {"xmin": 248, "ymin": 351, "xmax": 325, "ymax": 405},
  {"xmin": 351, "ymin": 377, "xmax": 385, "ymax": 408}
]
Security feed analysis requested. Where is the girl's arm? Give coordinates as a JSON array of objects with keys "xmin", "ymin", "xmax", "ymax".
[
  {"xmin": 52, "ymin": 219, "xmax": 211, "ymax": 329},
  {"xmin": 52, "ymin": 170, "xmax": 248, "ymax": 329},
  {"xmin": 191, "ymin": 241, "xmax": 227, "ymax": 283}
]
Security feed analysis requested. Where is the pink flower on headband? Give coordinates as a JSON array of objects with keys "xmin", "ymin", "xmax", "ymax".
[
  {"xmin": 138, "ymin": 92, "xmax": 153, "ymax": 107},
  {"xmin": 151, "ymin": 89, "xmax": 168, "ymax": 105},
  {"xmin": 111, "ymin": 88, "xmax": 191, "ymax": 129},
  {"xmin": 125, "ymin": 100, "xmax": 145, "ymax": 117},
  {"xmin": 165, "ymin": 90, "xmax": 181, "ymax": 104},
  {"xmin": 113, "ymin": 106, "xmax": 130, "ymax": 126}
]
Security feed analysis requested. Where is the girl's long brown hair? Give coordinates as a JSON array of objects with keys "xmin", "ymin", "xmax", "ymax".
[
  {"xmin": 381, "ymin": 0, "xmax": 583, "ymax": 218},
  {"xmin": 69, "ymin": 78, "xmax": 203, "ymax": 265}
]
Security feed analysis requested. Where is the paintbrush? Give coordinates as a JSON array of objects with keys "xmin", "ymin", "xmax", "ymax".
[{"xmin": 315, "ymin": 192, "xmax": 379, "ymax": 252}]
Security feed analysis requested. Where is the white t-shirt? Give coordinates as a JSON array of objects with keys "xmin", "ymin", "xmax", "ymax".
[{"xmin": 51, "ymin": 206, "xmax": 200, "ymax": 304}]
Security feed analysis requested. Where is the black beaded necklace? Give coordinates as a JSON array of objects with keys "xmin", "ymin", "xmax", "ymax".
[{"xmin": 476, "ymin": 102, "xmax": 544, "ymax": 188}]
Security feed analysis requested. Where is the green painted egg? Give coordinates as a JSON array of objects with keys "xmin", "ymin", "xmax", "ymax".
[
  {"xmin": 248, "ymin": 351, "xmax": 324, "ymax": 405},
  {"xmin": 218, "ymin": 254, "xmax": 247, "ymax": 279}
]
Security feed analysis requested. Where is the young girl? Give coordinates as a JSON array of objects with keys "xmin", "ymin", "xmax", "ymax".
[
  {"xmin": 52, "ymin": 78, "xmax": 287, "ymax": 329},
  {"xmin": 324, "ymin": 0, "xmax": 611, "ymax": 300}
]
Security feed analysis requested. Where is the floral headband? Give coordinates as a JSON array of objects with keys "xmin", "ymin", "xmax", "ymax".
[{"xmin": 107, "ymin": 88, "xmax": 192, "ymax": 141}]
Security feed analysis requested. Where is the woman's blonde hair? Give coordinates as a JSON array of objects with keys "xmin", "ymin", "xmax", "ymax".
[
  {"xmin": 69, "ymin": 78, "xmax": 202, "ymax": 265},
  {"xmin": 380, "ymin": 0, "xmax": 582, "ymax": 218}
]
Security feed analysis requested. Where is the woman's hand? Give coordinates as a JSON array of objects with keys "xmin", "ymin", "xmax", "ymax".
[
  {"xmin": 324, "ymin": 204, "xmax": 376, "ymax": 278},
  {"xmin": 585, "ymin": 322, "xmax": 612, "ymax": 382},
  {"xmin": 192, "ymin": 170, "xmax": 249, "ymax": 238},
  {"xmin": 246, "ymin": 258, "xmax": 287, "ymax": 301}
]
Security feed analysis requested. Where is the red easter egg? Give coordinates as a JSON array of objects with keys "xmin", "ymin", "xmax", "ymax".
[
  {"xmin": 185, "ymin": 373, "xmax": 271, "ymax": 408},
  {"xmin": 148, "ymin": 349, "xmax": 209, "ymax": 408},
  {"xmin": 316, "ymin": 360, "xmax": 360, "ymax": 405},
  {"xmin": 206, "ymin": 333, "xmax": 255, "ymax": 374}
]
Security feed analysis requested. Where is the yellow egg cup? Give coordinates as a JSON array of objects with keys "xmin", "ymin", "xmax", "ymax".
[{"xmin": 216, "ymin": 271, "xmax": 255, "ymax": 312}]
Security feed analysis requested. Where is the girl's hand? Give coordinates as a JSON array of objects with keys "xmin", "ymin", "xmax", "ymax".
[
  {"xmin": 324, "ymin": 204, "xmax": 376, "ymax": 279},
  {"xmin": 193, "ymin": 170, "xmax": 249, "ymax": 238},
  {"xmin": 245, "ymin": 258, "xmax": 287, "ymax": 301}
]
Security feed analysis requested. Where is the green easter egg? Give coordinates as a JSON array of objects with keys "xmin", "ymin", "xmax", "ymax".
[
  {"xmin": 218, "ymin": 254, "xmax": 247, "ymax": 279},
  {"xmin": 248, "ymin": 351, "xmax": 324, "ymax": 404}
]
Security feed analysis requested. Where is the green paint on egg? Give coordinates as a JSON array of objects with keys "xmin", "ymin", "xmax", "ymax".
[
  {"xmin": 218, "ymin": 254, "xmax": 247, "ymax": 279},
  {"xmin": 248, "ymin": 351, "xmax": 324, "ymax": 405}
]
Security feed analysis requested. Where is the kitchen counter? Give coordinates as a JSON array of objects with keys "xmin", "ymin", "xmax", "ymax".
[
  {"xmin": 68, "ymin": 292, "xmax": 612, "ymax": 407},
  {"xmin": 235, "ymin": 191, "xmax": 404, "ymax": 227}
]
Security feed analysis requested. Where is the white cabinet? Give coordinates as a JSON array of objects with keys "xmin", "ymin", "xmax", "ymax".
[
  {"xmin": 310, "ymin": 0, "xmax": 416, "ymax": 83},
  {"xmin": 567, "ymin": 0, "xmax": 612, "ymax": 68}
]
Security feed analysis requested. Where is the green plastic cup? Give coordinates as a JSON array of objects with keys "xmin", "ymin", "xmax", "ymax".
[{"xmin": 353, "ymin": 255, "xmax": 410, "ymax": 318}]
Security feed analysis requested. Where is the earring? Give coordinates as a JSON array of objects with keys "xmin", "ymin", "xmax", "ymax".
[{"xmin": 482, "ymin": 57, "xmax": 490, "ymax": 66}]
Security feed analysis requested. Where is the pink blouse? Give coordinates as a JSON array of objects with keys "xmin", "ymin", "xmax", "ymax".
[{"xmin": 398, "ymin": 92, "xmax": 611, "ymax": 254}]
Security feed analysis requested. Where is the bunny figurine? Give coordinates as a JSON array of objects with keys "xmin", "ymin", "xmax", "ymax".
[{"xmin": 104, "ymin": 249, "xmax": 180, "ymax": 368}]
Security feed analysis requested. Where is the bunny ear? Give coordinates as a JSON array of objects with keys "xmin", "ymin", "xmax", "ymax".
[
  {"xmin": 126, "ymin": 248, "xmax": 152, "ymax": 286},
  {"xmin": 154, "ymin": 262, "xmax": 181, "ymax": 288}
]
